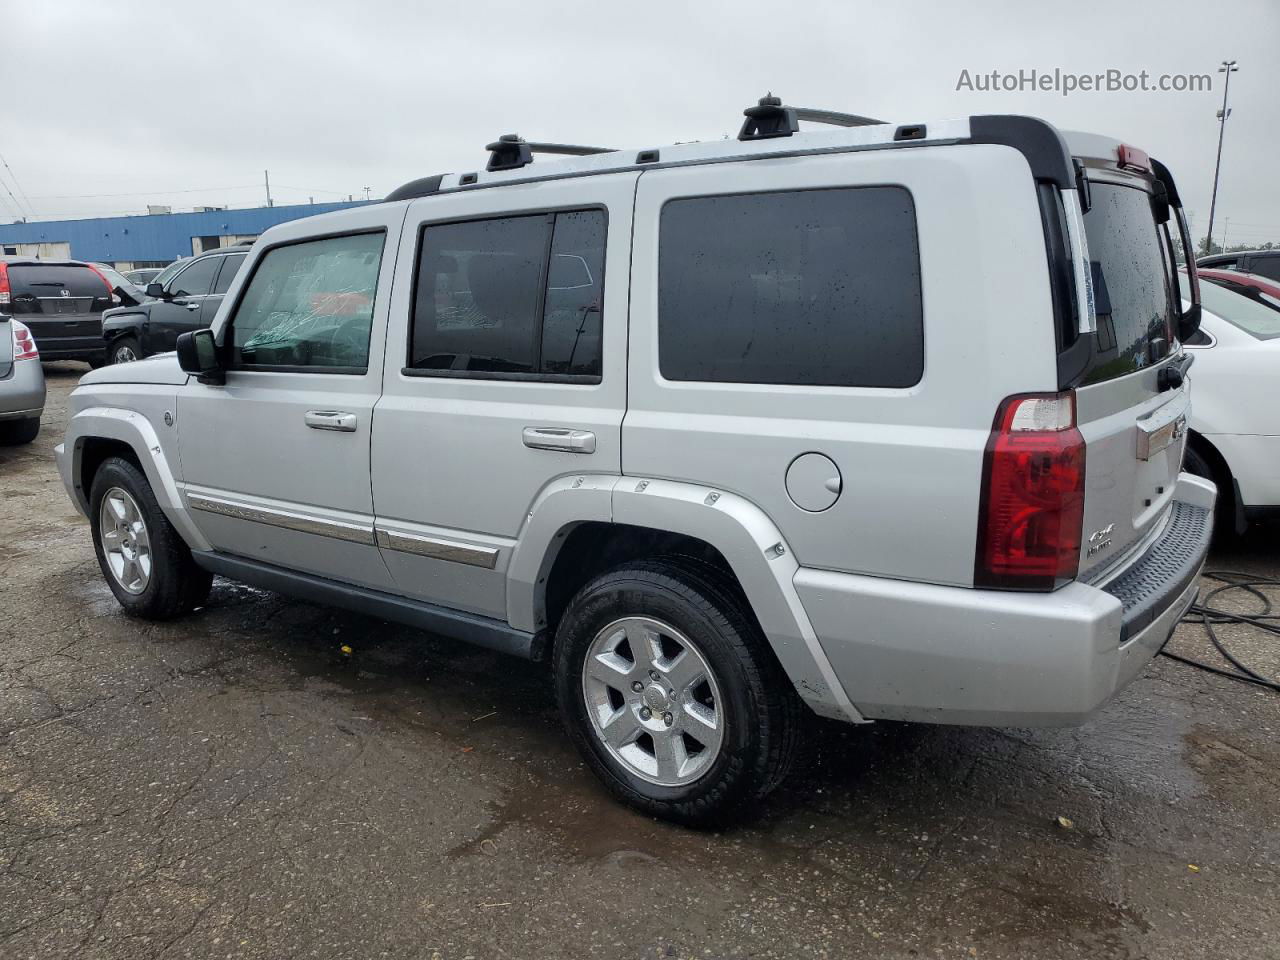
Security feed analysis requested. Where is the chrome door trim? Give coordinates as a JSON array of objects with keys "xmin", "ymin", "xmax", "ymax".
[
  {"xmin": 375, "ymin": 527, "xmax": 500, "ymax": 569},
  {"xmin": 187, "ymin": 493, "xmax": 376, "ymax": 545}
]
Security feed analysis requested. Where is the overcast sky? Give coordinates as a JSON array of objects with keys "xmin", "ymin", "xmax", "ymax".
[{"xmin": 3, "ymin": 0, "xmax": 1277, "ymax": 248}]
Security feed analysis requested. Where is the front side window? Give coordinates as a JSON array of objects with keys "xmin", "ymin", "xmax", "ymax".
[
  {"xmin": 658, "ymin": 187, "xmax": 923, "ymax": 388},
  {"xmin": 228, "ymin": 232, "xmax": 384, "ymax": 371},
  {"xmin": 167, "ymin": 256, "xmax": 220, "ymax": 298},
  {"xmin": 409, "ymin": 209, "xmax": 606, "ymax": 379}
]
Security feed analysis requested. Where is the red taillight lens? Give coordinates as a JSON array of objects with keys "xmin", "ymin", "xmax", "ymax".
[
  {"xmin": 975, "ymin": 392, "xmax": 1085, "ymax": 591},
  {"xmin": 1117, "ymin": 144, "xmax": 1151, "ymax": 173},
  {"xmin": 0, "ymin": 262, "xmax": 10, "ymax": 306},
  {"xmin": 86, "ymin": 263, "xmax": 115, "ymax": 301},
  {"xmin": 12, "ymin": 319, "xmax": 39, "ymax": 360}
]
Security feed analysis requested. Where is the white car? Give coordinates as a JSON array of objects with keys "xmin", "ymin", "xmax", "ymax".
[{"xmin": 1183, "ymin": 279, "xmax": 1280, "ymax": 532}]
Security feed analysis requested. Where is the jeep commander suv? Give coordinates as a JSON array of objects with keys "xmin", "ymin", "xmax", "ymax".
[{"xmin": 56, "ymin": 99, "xmax": 1214, "ymax": 823}]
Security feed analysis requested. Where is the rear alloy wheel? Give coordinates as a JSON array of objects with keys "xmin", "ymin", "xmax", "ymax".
[
  {"xmin": 110, "ymin": 336, "xmax": 140, "ymax": 365},
  {"xmin": 554, "ymin": 560, "xmax": 801, "ymax": 825}
]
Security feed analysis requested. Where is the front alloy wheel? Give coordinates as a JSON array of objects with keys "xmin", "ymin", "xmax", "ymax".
[
  {"xmin": 98, "ymin": 486, "xmax": 153, "ymax": 594},
  {"xmin": 582, "ymin": 616, "xmax": 725, "ymax": 786}
]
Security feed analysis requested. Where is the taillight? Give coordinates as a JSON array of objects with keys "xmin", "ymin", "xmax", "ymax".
[
  {"xmin": 12, "ymin": 319, "xmax": 39, "ymax": 360},
  {"xmin": 0, "ymin": 262, "xmax": 9, "ymax": 305},
  {"xmin": 86, "ymin": 264, "xmax": 115, "ymax": 301},
  {"xmin": 975, "ymin": 392, "xmax": 1085, "ymax": 591},
  {"xmin": 1117, "ymin": 143, "xmax": 1151, "ymax": 173}
]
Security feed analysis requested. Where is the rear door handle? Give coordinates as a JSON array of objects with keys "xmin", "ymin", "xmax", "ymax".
[
  {"xmin": 305, "ymin": 410, "xmax": 357, "ymax": 432},
  {"xmin": 522, "ymin": 427, "xmax": 596, "ymax": 454}
]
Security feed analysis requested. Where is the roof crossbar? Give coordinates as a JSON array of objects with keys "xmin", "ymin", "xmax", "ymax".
[
  {"xmin": 739, "ymin": 94, "xmax": 884, "ymax": 140},
  {"xmin": 793, "ymin": 107, "xmax": 884, "ymax": 128},
  {"xmin": 486, "ymin": 134, "xmax": 616, "ymax": 172}
]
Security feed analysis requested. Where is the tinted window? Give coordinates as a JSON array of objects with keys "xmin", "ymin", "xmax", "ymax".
[
  {"xmin": 409, "ymin": 209, "xmax": 606, "ymax": 378},
  {"xmin": 212, "ymin": 253, "xmax": 247, "ymax": 294},
  {"xmin": 229, "ymin": 232, "xmax": 384, "ymax": 370},
  {"xmin": 6, "ymin": 264, "xmax": 111, "ymax": 316},
  {"xmin": 167, "ymin": 256, "xmax": 220, "ymax": 298},
  {"xmin": 658, "ymin": 187, "xmax": 923, "ymax": 388},
  {"xmin": 1081, "ymin": 183, "xmax": 1175, "ymax": 383},
  {"xmin": 1249, "ymin": 256, "xmax": 1280, "ymax": 283}
]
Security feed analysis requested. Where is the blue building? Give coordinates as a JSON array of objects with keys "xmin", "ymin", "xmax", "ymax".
[{"xmin": 0, "ymin": 201, "xmax": 366, "ymax": 269}]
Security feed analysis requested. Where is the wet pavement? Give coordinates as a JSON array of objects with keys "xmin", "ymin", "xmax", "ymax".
[{"xmin": 2, "ymin": 364, "xmax": 1278, "ymax": 959}]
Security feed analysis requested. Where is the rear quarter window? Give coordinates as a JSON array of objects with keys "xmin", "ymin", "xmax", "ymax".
[{"xmin": 658, "ymin": 186, "xmax": 923, "ymax": 388}]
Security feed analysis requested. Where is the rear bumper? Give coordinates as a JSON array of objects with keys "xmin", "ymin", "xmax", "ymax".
[
  {"xmin": 795, "ymin": 473, "xmax": 1215, "ymax": 727},
  {"xmin": 0, "ymin": 358, "xmax": 46, "ymax": 420},
  {"xmin": 33, "ymin": 336, "xmax": 106, "ymax": 362}
]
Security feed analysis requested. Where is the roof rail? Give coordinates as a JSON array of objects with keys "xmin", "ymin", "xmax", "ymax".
[
  {"xmin": 739, "ymin": 94, "xmax": 884, "ymax": 141},
  {"xmin": 486, "ymin": 134, "xmax": 615, "ymax": 172}
]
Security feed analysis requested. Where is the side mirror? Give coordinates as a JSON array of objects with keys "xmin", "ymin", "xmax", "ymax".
[
  {"xmin": 176, "ymin": 329, "xmax": 224, "ymax": 384},
  {"xmin": 145, "ymin": 282, "xmax": 165, "ymax": 299}
]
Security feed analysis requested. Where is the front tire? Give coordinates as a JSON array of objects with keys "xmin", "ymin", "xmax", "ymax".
[
  {"xmin": 0, "ymin": 416, "xmax": 40, "ymax": 445},
  {"xmin": 109, "ymin": 336, "xmax": 141, "ymax": 365},
  {"xmin": 553, "ymin": 560, "xmax": 801, "ymax": 825},
  {"xmin": 89, "ymin": 457, "xmax": 212, "ymax": 619}
]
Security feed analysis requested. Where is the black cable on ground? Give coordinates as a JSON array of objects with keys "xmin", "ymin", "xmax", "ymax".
[{"xmin": 1163, "ymin": 570, "xmax": 1280, "ymax": 693}]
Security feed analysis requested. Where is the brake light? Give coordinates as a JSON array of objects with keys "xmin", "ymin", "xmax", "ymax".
[
  {"xmin": 86, "ymin": 263, "xmax": 115, "ymax": 300},
  {"xmin": 0, "ymin": 262, "xmax": 9, "ymax": 305},
  {"xmin": 11, "ymin": 319, "xmax": 38, "ymax": 360},
  {"xmin": 975, "ymin": 392, "xmax": 1085, "ymax": 591},
  {"xmin": 1117, "ymin": 144, "xmax": 1151, "ymax": 173}
]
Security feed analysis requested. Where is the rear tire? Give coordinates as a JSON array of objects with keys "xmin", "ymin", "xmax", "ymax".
[
  {"xmin": 1184, "ymin": 443, "xmax": 1238, "ymax": 536},
  {"xmin": 0, "ymin": 416, "xmax": 39, "ymax": 445},
  {"xmin": 109, "ymin": 336, "xmax": 141, "ymax": 365},
  {"xmin": 89, "ymin": 456, "xmax": 212, "ymax": 619},
  {"xmin": 553, "ymin": 559, "xmax": 801, "ymax": 826}
]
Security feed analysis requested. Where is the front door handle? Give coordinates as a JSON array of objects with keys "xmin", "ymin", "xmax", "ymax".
[
  {"xmin": 522, "ymin": 426, "xmax": 596, "ymax": 454},
  {"xmin": 305, "ymin": 410, "xmax": 357, "ymax": 432},
  {"xmin": 184, "ymin": 302, "xmax": 201, "ymax": 311}
]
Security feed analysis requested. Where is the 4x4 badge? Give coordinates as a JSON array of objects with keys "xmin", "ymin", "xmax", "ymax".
[{"xmin": 1086, "ymin": 523, "xmax": 1115, "ymax": 558}]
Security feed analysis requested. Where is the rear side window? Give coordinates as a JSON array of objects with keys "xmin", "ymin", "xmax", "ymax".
[
  {"xmin": 212, "ymin": 253, "xmax": 246, "ymax": 294},
  {"xmin": 408, "ymin": 209, "xmax": 606, "ymax": 380},
  {"xmin": 1250, "ymin": 257, "xmax": 1280, "ymax": 283},
  {"xmin": 5, "ymin": 264, "xmax": 111, "ymax": 316},
  {"xmin": 658, "ymin": 187, "xmax": 923, "ymax": 388},
  {"xmin": 1081, "ymin": 183, "xmax": 1175, "ymax": 383},
  {"xmin": 228, "ymin": 232, "xmax": 384, "ymax": 371}
]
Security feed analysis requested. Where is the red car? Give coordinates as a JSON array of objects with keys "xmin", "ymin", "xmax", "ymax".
[{"xmin": 1196, "ymin": 268, "xmax": 1280, "ymax": 308}]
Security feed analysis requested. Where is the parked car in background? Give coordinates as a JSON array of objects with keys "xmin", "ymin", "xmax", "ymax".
[
  {"xmin": 0, "ymin": 315, "xmax": 45, "ymax": 444},
  {"xmin": 1179, "ymin": 275, "xmax": 1280, "ymax": 533},
  {"xmin": 92, "ymin": 263, "xmax": 148, "ymax": 304},
  {"xmin": 0, "ymin": 256, "xmax": 113, "ymax": 365},
  {"xmin": 1197, "ymin": 249, "xmax": 1280, "ymax": 283},
  {"xmin": 1196, "ymin": 268, "xmax": 1280, "ymax": 309},
  {"xmin": 58, "ymin": 108, "xmax": 1214, "ymax": 823},
  {"xmin": 124, "ymin": 267, "xmax": 164, "ymax": 287},
  {"xmin": 102, "ymin": 247, "xmax": 248, "ymax": 363}
]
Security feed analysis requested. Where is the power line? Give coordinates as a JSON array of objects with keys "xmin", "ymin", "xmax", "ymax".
[
  {"xmin": 0, "ymin": 150, "xmax": 36, "ymax": 220},
  {"xmin": 27, "ymin": 184, "xmax": 261, "ymax": 200}
]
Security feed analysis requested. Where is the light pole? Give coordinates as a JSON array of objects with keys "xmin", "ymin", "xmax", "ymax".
[{"xmin": 1205, "ymin": 59, "xmax": 1238, "ymax": 256}]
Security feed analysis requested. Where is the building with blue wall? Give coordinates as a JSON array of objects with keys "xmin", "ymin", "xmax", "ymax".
[{"xmin": 0, "ymin": 201, "xmax": 367, "ymax": 268}]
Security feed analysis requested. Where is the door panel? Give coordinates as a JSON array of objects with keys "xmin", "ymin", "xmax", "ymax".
[
  {"xmin": 176, "ymin": 206, "xmax": 405, "ymax": 589},
  {"xmin": 371, "ymin": 173, "xmax": 637, "ymax": 616},
  {"xmin": 149, "ymin": 255, "xmax": 221, "ymax": 352}
]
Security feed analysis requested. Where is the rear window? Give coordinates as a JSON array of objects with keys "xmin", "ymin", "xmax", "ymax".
[
  {"xmin": 1080, "ymin": 183, "xmax": 1176, "ymax": 384},
  {"xmin": 658, "ymin": 187, "xmax": 923, "ymax": 388},
  {"xmin": 6, "ymin": 264, "xmax": 111, "ymax": 315}
]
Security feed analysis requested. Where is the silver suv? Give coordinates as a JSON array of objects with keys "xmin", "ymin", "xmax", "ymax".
[{"xmin": 56, "ymin": 102, "xmax": 1216, "ymax": 823}]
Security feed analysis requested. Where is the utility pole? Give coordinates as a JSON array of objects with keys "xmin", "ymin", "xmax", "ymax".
[
  {"xmin": 363, "ymin": 186, "xmax": 372, "ymax": 201},
  {"xmin": 1205, "ymin": 59, "xmax": 1238, "ymax": 256},
  {"xmin": 1222, "ymin": 217, "xmax": 1230, "ymax": 251},
  {"xmin": 264, "ymin": 169, "xmax": 273, "ymax": 208}
]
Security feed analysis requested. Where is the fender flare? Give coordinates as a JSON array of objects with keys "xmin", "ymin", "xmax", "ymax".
[
  {"xmin": 62, "ymin": 406, "xmax": 211, "ymax": 552},
  {"xmin": 507, "ymin": 475, "xmax": 866, "ymax": 724}
]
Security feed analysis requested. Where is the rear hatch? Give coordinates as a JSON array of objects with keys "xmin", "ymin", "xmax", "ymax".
[
  {"xmin": 5, "ymin": 262, "xmax": 111, "ymax": 345},
  {"xmin": 1065, "ymin": 137, "xmax": 1193, "ymax": 580}
]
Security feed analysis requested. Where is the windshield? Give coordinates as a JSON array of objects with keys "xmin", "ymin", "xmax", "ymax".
[
  {"xmin": 1080, "ymin": 182, "xmax": 1176, "ymax": 383},
  {"xmin": 1193, "ymin": 276, "xmax": 1280, "ymax": 340},
  {"xmin": 150, "ymin": 260, "xmax": 186, "ymax": 288}
]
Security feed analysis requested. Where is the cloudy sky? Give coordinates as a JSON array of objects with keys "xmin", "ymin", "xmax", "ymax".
[{"xmin": 3, "ymin": 0, "xmax": 1277, "ymax": 248}]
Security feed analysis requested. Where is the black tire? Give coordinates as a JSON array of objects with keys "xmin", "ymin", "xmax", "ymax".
[
  {"xmin": 87, "ymin": 357, "xmax": 107, "ymax": 370},
  {"xmin": 553, "ymin": 559, "xmax": 802, "ymax": 826},
  {"xmin": 109, "ymin": 336, "xmax": 142, "ymax": 365},
  {"xmin": 0, "ymin": 416, "xmax": 40, "ymax": 445},
  {"xmin": 89, "ymin": 456, "xmax": 212, "ymax": 619},
  {"xmin": 1184, "ymin": 443, "xmax": 1237, "ymax": 536}
]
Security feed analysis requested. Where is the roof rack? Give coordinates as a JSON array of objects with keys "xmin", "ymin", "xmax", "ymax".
[
  {"xmin": 738, "ymin": 95, "xmax": 884, "ymax": 141},
  {"xmin": 486, "ymin": 134, "xmax": 616, "ymax": 172}
]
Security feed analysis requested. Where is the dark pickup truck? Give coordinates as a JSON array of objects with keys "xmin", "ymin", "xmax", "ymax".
[{"xmin": 102, "ymin": 247, "xmax": 248, "ymax": 364}]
